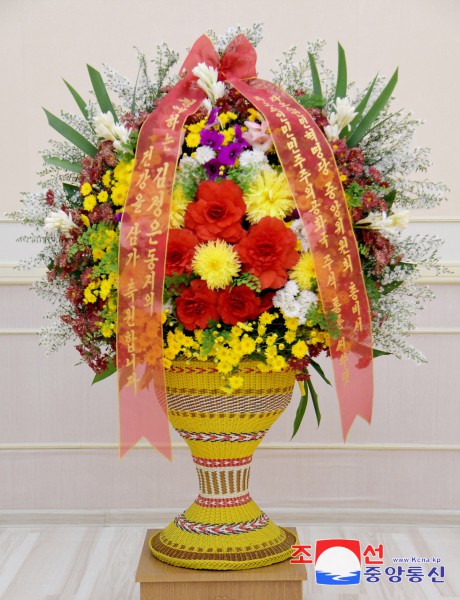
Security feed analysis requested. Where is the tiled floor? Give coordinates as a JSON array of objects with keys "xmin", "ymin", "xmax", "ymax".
[{"xmin": 0, "ymin": 524, "xmax": 459, "ymax": 599}]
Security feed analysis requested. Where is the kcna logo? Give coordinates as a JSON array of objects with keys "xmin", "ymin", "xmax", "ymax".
[{"xmin": 315, "ymin": 539, "xmax": 362, "ymax": 585}]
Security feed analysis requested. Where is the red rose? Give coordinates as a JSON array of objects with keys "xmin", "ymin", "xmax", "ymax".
[
  {"xmin": 175, "ymin": 279, "xmax": 219, "ymax": 330},
  {"xmin": 166, "ymin": 229, "xmax": 199, "ymax": 276},
  {"xmin": 217, "ymin": 285, "xmax": 274, "ymax": 325},
  {"xmin": 184, "ymin": 180, "xmax": 246, "ymax": 243},
  {"xmin": 235, "ymin": 216, "xmax": 299, "ymax": 289}
]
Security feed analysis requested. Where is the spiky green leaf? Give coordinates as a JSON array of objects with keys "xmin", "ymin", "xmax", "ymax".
[
  {"xmin": 334, "ymin": 43, "xmax": 347, "ymax": 101},
  {"xmin": 308, "ymin": 358, "xmax": 331, "ymax": 385},
  {"xmin": 373, "ymin": 348, "xmax": 391, "ymax": 358},
  {"xmin": 87, "ymin": 65, "xmax": 118, "ymax": 121},
  {"xmin": 308, "ymin": 52, "xmax": 323, "ymax": 98},
  {"xmin": 92, "ymin": 359, "xmax": 116, "ymax": 384},
  {"xmin": 43, "ymin": 109, "xmax": 98, "ymax": 157},
  {"xmin": 307, "ymin": 378, "xmax": 321, "ymax": 426},
  {"xmin": 63, "ymin": 80, "xmax": 89, "ymax": 120},
  {"xmin": 43, "ymin": 155, "xmax": 83, "ymax": 173},
  {"xmin": 292, "ymin": 387, "xmax": 308, "ymax": 439},
  {"xmin": 347, "ymin": 76, "xmax": 377, "ymax": 134},
  {"xmin": 347, "ymin": 68, "xmax": 399, "ymax": 148}
]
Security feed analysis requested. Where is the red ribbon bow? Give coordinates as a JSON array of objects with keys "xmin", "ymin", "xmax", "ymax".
[{"xmin": 117, "ymin": 35, "xmax": 374, "ymax": 459}]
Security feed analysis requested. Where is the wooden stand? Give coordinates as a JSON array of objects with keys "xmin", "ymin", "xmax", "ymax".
[{"xmin": 136, "ymin": 528, "xmax": 307, "ymax": 600}]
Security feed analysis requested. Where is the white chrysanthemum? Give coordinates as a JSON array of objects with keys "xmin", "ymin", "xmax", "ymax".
[
  {"xmin": 238, "ymin": 149, "xmax": 269, "ymax": 167},
  {"xmin": 93, "ymin": 111, "xmax": 130, "ymax": 148},
  {"xmin": 44, "ymin": 209, "xmax": 76, "ymax": 237},
  {"xmin": 179, "ymin": 155, "xmax": 199, "ymax": 168},
  {"xmin": 195, "ymin": 146, "xmax": 216, "ymax": 165},
  {"xmin": 272, "ymin": 281, "xmax": 317, "ymax": 324}
]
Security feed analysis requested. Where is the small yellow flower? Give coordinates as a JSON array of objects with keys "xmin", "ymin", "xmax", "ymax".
[
  {"xmin": 268, "ymin": 355, "xmax": 287, "ymax": 371},
  {"xmin": 265, "ymin": 346, "xmax": 277, "ymax": 359},
  {"xmin": 192, "ymin": 240, "xmax": 241, "ymax": 290},
  {"xmin": 259, "ymin": 311, "xmax": 276, "ymax": 326},
  {"xmin": 185, "ymin": 132, "xmax": 200, "ymax": 148},
  {"xmin": 247, "ymin": 108, "xmax": 261, "ymax": 122},
  {"xmin": 222, "ymin": 128, "xmax": 235, "ymax": 144},
  {"xmin": 285, "ymin": 330, "xmax": 297, "ymax": 344},
  {"xmin": 292, "ymin": 340, "xmax": 308, "ymax": 358},
  {"xmin": 83, "ymin": 194, "xmax": 97, "ymax": 212},
  {"xmin": 80, "ymin": 214, "xmax": 90, "ymax": 228},
  {"xmin": 284, "ymin": 316, "xmax": 299, "ymax": 331},
  {"xmin": 266, "ymin": 334, "xmax": 278, "ymax": 346},
  {"xmin": 102, "ymin": 171, "xmax": 112, "ymax": 188},
  {"xmin": 80, "ymin": 182, "xmax": 92, "ymax": 196},
  {"xmin": 228, "ymin": 375, "xmax": 244, "ymax": 390},
  {"xmin": 218, "ymin": 112, "xmax": 237, "ymax": 127},
  {"xmin": 97, "ymin": 190, "xmax": 109, "ymax": 203},
  {"xmin": 100, "ymin": 323, "xmax": 113, "ymax": 338},
  {"xmin": 240, "ymin": 335, "xmax": 256, "ymax": 354}
]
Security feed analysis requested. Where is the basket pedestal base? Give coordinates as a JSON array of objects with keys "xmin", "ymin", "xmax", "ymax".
[{"xmin": 137, "ymin": 529, "xmax": 306, "ymax": 600}]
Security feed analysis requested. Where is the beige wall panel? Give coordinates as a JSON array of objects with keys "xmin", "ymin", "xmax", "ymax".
[
  {"xmin": 0, "ymin": 448, "xmax": 458, "ymax": 511},
  {"xmin": 1, "ymin": 0, "xmax": 459, "ymax": 216}
]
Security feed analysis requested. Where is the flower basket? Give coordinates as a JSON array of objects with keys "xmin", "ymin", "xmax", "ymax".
[
  {"xmin": 14, "ymin": 25, "xmax": 446, "ymax": 572},
  {"xmin": 151, "ymin": 360, "xmax": 296, "ymax": 569}
]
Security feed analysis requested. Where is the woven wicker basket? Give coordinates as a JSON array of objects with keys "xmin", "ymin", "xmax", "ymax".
[{"xmin": 149, "ymin": 360, "xmax": 297, "ymax": 570}]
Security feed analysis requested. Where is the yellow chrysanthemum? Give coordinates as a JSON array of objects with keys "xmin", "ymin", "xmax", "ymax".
[
  {"xmin": 247, "ymin": 108, "xmax": 262, "ymax": 122},
  {"xmin": 97, "ymin": 190, "xmax": 108, "ymax": 203},
  {"xmin": 170, "ymin": 185, "xmax": 191, "ymax": 228},
  {"xmin": 244, "ymin": 169, "xmax": 295, "ymax": 223},
  {"xmin": 240, "ymin": 335, "xmax": 256, "ymax": 354},
  {"xmin": 80, "ymin": 182, "xmax": 92, "ymax": 196},
  {"xmin": 222, "ymin": 127, "xmax": 235, "ymax": 144},
  {"xmin": 284, "ymin": 316, "xmax": 299, "ymax": 331},
  {"xmin": 111, "ymin": 183, "xmax": 128, "ymax": 207},
  {"xmin": 80, "ymin": 214, "xmax": 90, "ymax": 228},
  {"xmin": 228, "ymin": 375, "xmax": 244, "ymax": 390},
  {"xmin": 292, "ymin": 340, "xmax": 308, "ymax": 358},
  {"xmin": 100, "ymin": 322, "xmax": 113, "ymax": 338},
  {"xmin": 83, "ymin": 194, "xmax": 97, "ymax": 212},
  {"xmin": 259, "ymin": 311, "xmax": 277, "ymax": 326},
  {"xmin": 218, "ymin": 112, "xmax": 237, "ymax": 127},
  {"xmin": 102, "ymin": 171, "xmax": 112, "ymax": 188},
  {"xmin": 185, "ymin": 132, "xmax": 200, "ymax": 148},
  {"xmin": 192, "ymin": 240, "xmax": 241, "ymax": 290},
  {"xmin": 285, "ymin": 330, "xmax": 297, "ymax": 344},
  {"xmin": 290, "ymin": 252, "xmax": 316, "ymax": 290},
  {"xmin": 268, "ymin": 355, "xmax": 287, "ymax": 371}
]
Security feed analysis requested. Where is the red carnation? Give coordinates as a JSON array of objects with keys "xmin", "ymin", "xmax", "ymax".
[
  {"xmin": 175, "ymin": 279, "xmax": 219, "ymax": 330},
  {"xmin": 166, "ymin": 229, "xmax": 199, "ymax": 276},
  {"xmin": 217, "ymin": 285, "xmax": 274, "ymax": 325},
  {"xmin": 185, "ymin": 180, "xmax": 246, "ymax": 243},
  {"xmin": 235, "ymin": 217, "xmax": 299, "ymax": 290}
]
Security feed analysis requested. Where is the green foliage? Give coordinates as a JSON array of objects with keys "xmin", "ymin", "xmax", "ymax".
[
  {"xmin": 384, "ymin": 188, "xmax": 397, "ymax": 211},
  {"xmin": 175, "ymin": 164, "xmax": 206, "ymax": 200},
  {"xmin": 63, "ymin": 80, "xmax": 89, "ymax": 121},
  {"xmin": 43, "ymin": 109, "xmax": 98, "ymax": 157},
  {"xmin": 308, "ymin": 51, "xmax": 323, "ymax": 98},
  {"xmin": 87, "ymin": 65, "xmax": 118, "ymax": 122},
  {"xmin": 296, "ymin": 93, "xmax": 326, "ymax": 109},
  {"xmin": 309, "ymin": 357, "xmax": 331, "ymax": 385},
  {"xmin": 164, "ymin": 272, "xmax": 198, "ymax": 302},
  {"xmin": 306, "ymin": 305, "xmax": 340, "ymax": 339},
  {"xmin": 347, "ymin": 68, "xmax": 399, "ymax": 147},
  {"xmin": 334, "ymin": 43, "xmax": 347, "ymax": 101},
  {"xmin": 231, "ymin": 272, "xmax": 261, "ymax": 293},
  {"xmin": 292, "ymin": 386, "xmax": 308, "ymax": 438},
  {"xmin": 363, "ymin": 275, "xmax": 380, "ymax": 303},
  {"xmin": 43, "ymin": 155, "xmax": 83, "ymax": 173},
  {"xmin": 227, "ymin": 164, "xmax": 260, "ymax": 193},
  {"xmin": 92, "ymin": 358, "xmax": 116, "ymax": 384},
  {"xmin": 345, "ymin": 181, "xmax": 365, "ymax": 208}
]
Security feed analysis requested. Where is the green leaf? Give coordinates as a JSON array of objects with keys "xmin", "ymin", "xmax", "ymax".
[
  {"xmin": 291, "ymin": 386, "xmax": 308, "ymax": 439},
  {"xmin": 63, "ymin": 79, "xmax": 89, "ymax": 120},
  {"xmin": 334, "ymin": 43, "xmax": 347, "ymax": 101},
  {"xmin": 297, "ymin": 93, "xmax": 326, "ymax": 109},
  {"xmin": 308, "ymin": 52, "xmax": 323, "ymax": 98},
  {"xmin": 43, "ymin": 109, "xmax": 98, "ymax": 157},
  {"xmin": 384, "ymin": 188, "xmax": 397, "ymax": 211},
  {"xmin": 347, "ymin": 76, "xmax": 377, "ymax": 134},
  {"xmin": 308, "ymin": 358, "xmax": 331, "ymax": 385},
  {"xmin": 347, "ymin": 68, "xmax": 398, "ymax": 148},
  {"xmin": 307, "ymin": 378, "xmax": 321, "ymax": 426},
  {"xmin": 87, "ymin": 65, "xmax": 118, "ymax": 122},
  {"xmin": 382, "ymin": 280, "xmax": 404, "ymax": 295},
  {"xmin": 63, "ymin": 183, "xmax": 79, "ymax": 197},
  {"xmin": 201, "ymin": 330, "xmax": 215, "ymax": 356},
  {"xmin": 43, "ymin": 155, "xmax": 83, "ymax": 173},
  {"xmin": 92, "ymin": 359, "xmax": 116, "ymax": 384},
  {"xmin": 373, "ymin": 348, "xmax": 391, "ymax": 358}
]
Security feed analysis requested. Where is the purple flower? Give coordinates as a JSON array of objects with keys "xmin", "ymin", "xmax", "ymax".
[
  {"xmin": 200, "ymin": 128, "xmax": 224, "ymax": 150},
  {"xmin": 234, "ymin": 124, "xmax": 249, "ymax": 147},
  {"xmin": 217, "ymin": 142, "xmax": 245, "ymax": 166},
  {"xmin": 204, "ymin": 159, "xmax": 223, "ymax": 180},
  {"xmin": 206, "ymin": 107, "xmax": 220, "ymax": 127},
  {"xmin": 115, "ymin": 211, "xmax": 123, "ymax": 222}
]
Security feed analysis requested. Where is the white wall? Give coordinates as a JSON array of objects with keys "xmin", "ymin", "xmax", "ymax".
[{"xmin": 1, "ymin": 0, "xmax": 459, "ymax": 518}]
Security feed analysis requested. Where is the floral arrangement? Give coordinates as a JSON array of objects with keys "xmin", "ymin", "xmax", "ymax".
[{"xmin": 13, "ymin": 25, "xmax": 446, "ymax": 433}]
